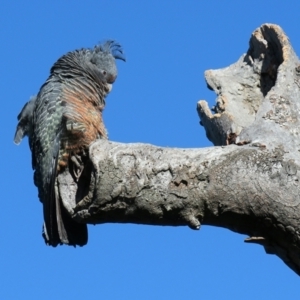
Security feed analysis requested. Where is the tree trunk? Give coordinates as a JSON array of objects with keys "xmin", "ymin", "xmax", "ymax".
[{"xmin": 58, "ymin": 23, "xmax": 300, "ymax": 276}]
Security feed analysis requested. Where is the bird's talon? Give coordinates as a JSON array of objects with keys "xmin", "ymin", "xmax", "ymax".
[
  {"xmin": 74, "ymin": 195, "xmax": 92, "ymax": 212},
  {"xmin": 70, "ymin": 154, "xmax": 84, "ymax": 181}
]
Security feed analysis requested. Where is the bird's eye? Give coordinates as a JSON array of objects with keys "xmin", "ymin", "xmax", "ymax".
[{"xmin": 102, "ymin": 70, "xmax": 107, "ymax": 76}]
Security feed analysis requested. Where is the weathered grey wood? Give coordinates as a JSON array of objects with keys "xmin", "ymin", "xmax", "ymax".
[{"xmin": 58, "ymin": 23, "xmax": 300, "ymax": 275}]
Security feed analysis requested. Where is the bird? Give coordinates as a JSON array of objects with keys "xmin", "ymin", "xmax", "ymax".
[{"xmin": 14, "ymin": 41, "xmax": 125, "ymax": 246}]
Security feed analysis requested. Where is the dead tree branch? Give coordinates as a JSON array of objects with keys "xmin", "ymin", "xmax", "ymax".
[{"xmin": 59, "ymin": 24, "xmax": 300, "ymax": 275}]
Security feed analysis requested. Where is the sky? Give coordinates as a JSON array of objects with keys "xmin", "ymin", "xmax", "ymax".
[{"xmin": 2, "ymin": 1, "xmax": 300, "ymax": 299}]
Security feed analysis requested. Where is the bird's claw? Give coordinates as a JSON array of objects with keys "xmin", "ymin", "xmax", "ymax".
[{"xmin": 70, "ymin": 154, "xmax": 84, "ymax": 181}]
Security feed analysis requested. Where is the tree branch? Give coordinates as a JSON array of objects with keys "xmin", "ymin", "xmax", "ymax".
[{"xmin": 58, "ymin": 23, "xmax": 300, "ymax": 276}]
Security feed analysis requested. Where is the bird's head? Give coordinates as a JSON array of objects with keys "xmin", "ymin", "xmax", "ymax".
[{"xmin": 89, "ymin": 40, "xmax": 125, "ymax": 86}]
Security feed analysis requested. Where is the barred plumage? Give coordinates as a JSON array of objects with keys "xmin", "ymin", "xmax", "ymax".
[{"xmin": 15, "ymin": 41, "xmax": 125, "ymax": 246}]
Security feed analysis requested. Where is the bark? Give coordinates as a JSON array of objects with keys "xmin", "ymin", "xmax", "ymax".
[{"xmin": 58, "ymin": 23, "xmax": 300, "ymax": 276}]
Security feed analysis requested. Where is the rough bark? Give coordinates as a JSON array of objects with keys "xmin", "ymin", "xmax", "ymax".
[{"xmin": 58, "ymin": 23, "xmax": 300, "ymax": 276}]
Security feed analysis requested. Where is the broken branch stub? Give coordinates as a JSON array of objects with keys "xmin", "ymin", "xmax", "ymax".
[{"xmin": 197, "ymin": 23, "xmax": 300, "ymax": 148}]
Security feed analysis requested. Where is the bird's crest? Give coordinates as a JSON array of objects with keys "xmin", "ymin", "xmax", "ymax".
[{"xmin": 95, "ymin": 40, "xmax": 126, "ymax": 62}]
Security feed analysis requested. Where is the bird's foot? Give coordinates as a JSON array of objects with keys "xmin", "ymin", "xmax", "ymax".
[
  {"xmin": 70, "ymin": 154, "xmax": 84, "ymax": 181},
  {"xmin": 73, "ymin": 171, "xmax": 96, "ymax": 212}
]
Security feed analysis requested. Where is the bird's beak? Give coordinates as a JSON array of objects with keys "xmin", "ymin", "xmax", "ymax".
[{"xmin": 107, "ymin": 74, "xmax": 117, "ymax": 84}]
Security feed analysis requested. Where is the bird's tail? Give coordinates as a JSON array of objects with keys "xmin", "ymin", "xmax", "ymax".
[{"xmin": 42, "ymin": 133, "xmax": 87, "ymax": 247}]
